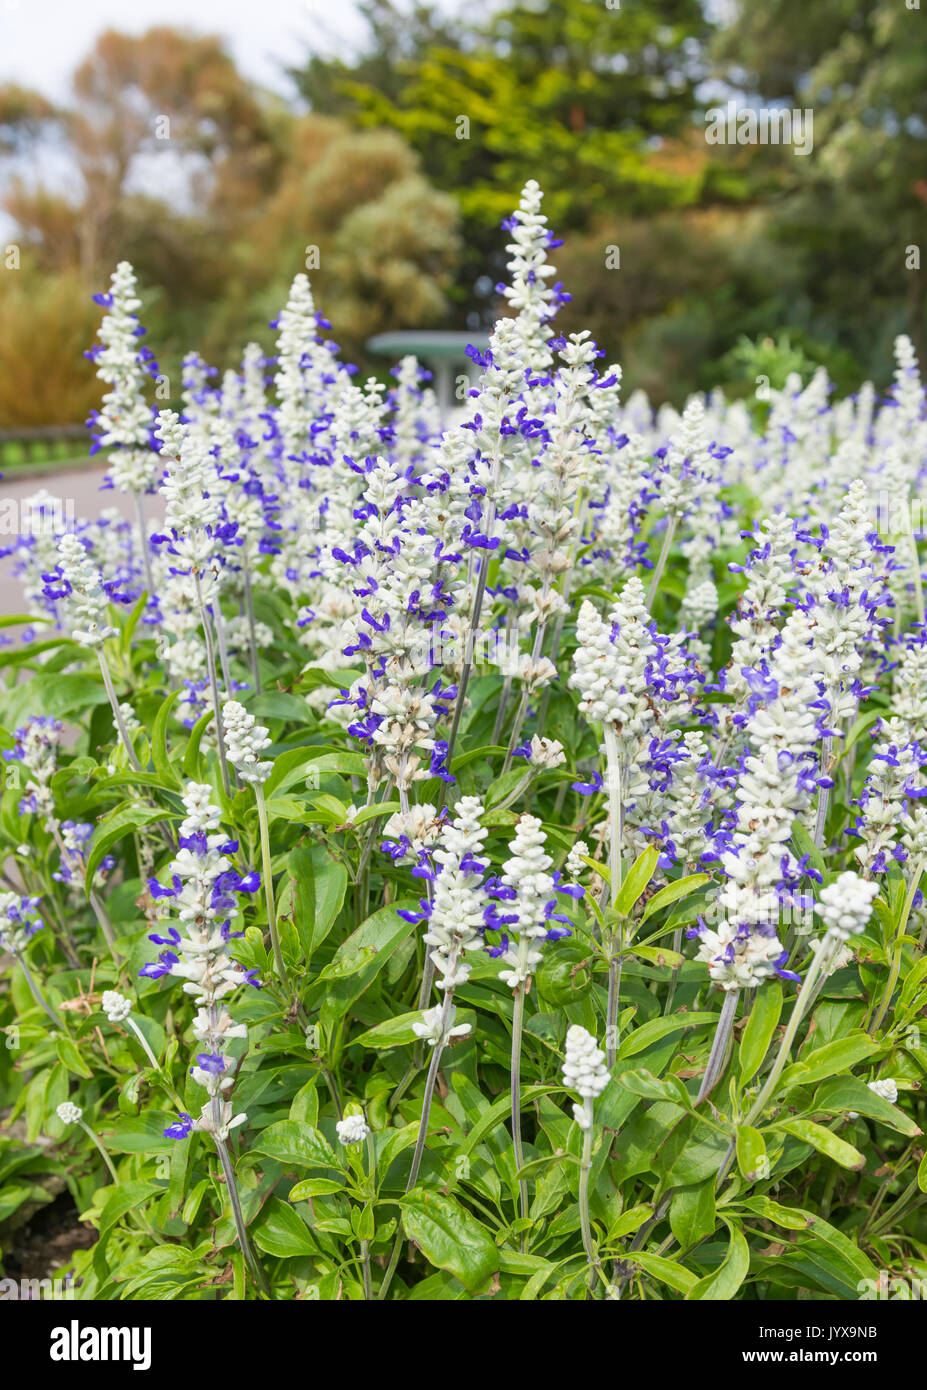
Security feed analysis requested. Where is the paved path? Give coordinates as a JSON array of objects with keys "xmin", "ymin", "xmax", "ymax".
[{"xmin": 0, "ymin": 466, "xmax": 165, "ymax": 614}]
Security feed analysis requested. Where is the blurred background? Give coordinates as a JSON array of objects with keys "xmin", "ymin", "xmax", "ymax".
[{"xmin": 0, "ymin": 0, "xmax": 924, "ymax": 435}]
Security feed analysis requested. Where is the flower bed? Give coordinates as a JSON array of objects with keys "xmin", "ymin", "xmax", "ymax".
[{"xmin": 0, "ymin": 181, "xmax": 925, "ymax": 1302}]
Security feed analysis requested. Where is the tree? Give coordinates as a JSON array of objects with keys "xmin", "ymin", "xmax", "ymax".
[
  {"xmin": 0, "ymin": 28, "xmax": 461, "ymax": 423},
  {"xmin": 291, "ymin": 0, "xmax": 713, "ymax": 320},
  {"xmin": 711, "ymin": 0, "xmax": 927, "ymax": 370}
]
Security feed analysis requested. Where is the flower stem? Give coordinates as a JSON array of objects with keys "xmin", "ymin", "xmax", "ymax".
[
  {"xmin": 243, "ymin": 563, "xmax": 262, "ymax": 693},
  {"xmin": 511, "ymin": 979, "xmax": 529, "ymax": 1233},
  {"xmin": 440, "ymin": 443, "xmax": 503, "ymax": 796},
  {"xmin": 215, "ymin": 1135, "xmax": 270, "ymax": 1297},
  {"xmin": 907, "ymin": 526, "xmax": 925, "ymax": 627},
  {"xmin": 214, "ymin": 602, "xmax": 234, "ymax": 698},
  {"xmin": 645, "ymin": 514, "xmax": 678, "ymax": 611},
  {"xmin": 17, "ymin": 954, "xmax": 62, "ymax": 1028},
  {"xmin": 378, "ymin": 974, "xmax": 458, "ymax": 1300},
  {"xmin": 127, "ymin": 1016, "xmax": 161, "ymax": 1072},
  {"xmin": 78, "ymin": 1119, "xmax": 118, "ymax": 1183},
  {"xmin": 870, "ymin": 857, "xmax": 924, "ymax": 1033},
  {"xmin": 717, "ymin": 941, "xmax": 833, "ymax": 1187},
  {"xmin": 695, "ymin": 988, "xmax": 739, "ymax": 1105},
  {"xmin": 602, "ymin": 726, "xmax": 624, "ymax": 1066},
  {"xmin": 255, "ymin": 783, "xmax": 288, "ymax": 987},
  {"xmin": 195, "ymin": 574, "xmax": 231, "ymax": 796},
  {"xmin": 133, "ymin": 489, "xmax": 156, "ymax": 606},
  {"xmin": 578, "ymin": 1107, "xmax": 599, "ymax": 1295},
  {"xmin": 97, "ymin": 649, "xmax": 142, "ymax": 772}
]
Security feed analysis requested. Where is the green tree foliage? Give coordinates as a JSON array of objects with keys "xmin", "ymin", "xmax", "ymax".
[
  {"xmin": 712, "ymin": 0, "xmax": 927, "ymax": 371},
  {"xmin": 291, "ymin": 0, "xmax": 925, "ymax": 394},
  {"xmin": 293, "ymin": 0, "xmax": 710, "ymax": 314},
  {"xmin": 0, "ymin": 28, "xmax": 460, "ymax": 423}
]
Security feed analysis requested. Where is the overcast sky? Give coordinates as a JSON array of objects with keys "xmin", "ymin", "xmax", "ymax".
[{"xmin": 0, "ymin": 0, "xmax": 369, "ymax": 100}]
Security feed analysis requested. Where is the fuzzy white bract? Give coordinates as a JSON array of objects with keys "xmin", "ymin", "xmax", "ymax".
[
  {"xmin": 336, "ymin": 1114, "xmax": 370, "ymax": 1145},
  {"xmin": 222, "ymin": 701, "xmax": 273, "ymax": 785},
  {"xmin": 101, "ymin": 990, "xmax": 132, "ymax": 1023},
  {"xmin": 817, "ymin": 872, "xmax": 880, "ymax": 943},
  {"xmin": 562, "ymin": 1025, "xmax": 609, "ymax": 1128}
]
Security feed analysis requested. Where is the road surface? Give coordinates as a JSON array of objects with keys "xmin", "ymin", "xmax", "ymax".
[{"xmin": 0, "ymin": 465, "xmax": 165, "ymax": 615}]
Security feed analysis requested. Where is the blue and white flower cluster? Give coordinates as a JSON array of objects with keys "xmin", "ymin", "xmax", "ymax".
[{"xmin": 141, "ymin": 782, "xmax": 260, "ymax": 1142}]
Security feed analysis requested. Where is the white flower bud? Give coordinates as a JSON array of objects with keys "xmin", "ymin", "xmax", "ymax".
[
  {"xmin": 562, "ymin": 1025, "xmax": 609, "ymax": 1127},
  {"xmin": 101, "ymin": 990, "xmax": 132, "ymax": 1023},
  {"xmin": 336, "ymin": 1113, "xmax": 370, "ymax": 1145},
  {"xmin": 817, "ymin": 871, "xmax": 879, "ymax": 943}
]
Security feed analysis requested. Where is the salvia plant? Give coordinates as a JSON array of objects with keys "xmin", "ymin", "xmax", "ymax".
[{"xmin": 2, "ymin": 183, "xmax": 927, "ymax": 1302}]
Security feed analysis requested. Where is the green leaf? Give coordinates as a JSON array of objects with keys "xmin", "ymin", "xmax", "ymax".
[
  {"xmin": 249, "ymin": 1120, "xmax": 338, "ymax": 1170},
  {"xmin": 737, "ymin": 980, "xmax": 781, "ymax": 1087},
  {"xmin": 106, "ymin": 1112, "xmax": 177, "ymax": 1153},
  {"xmin": 98, "ymin": 1181, "xmax": 161, "ymax": 1238},
  {"xmin": 617, "ymin": 1011, "xmax": 718, "ymax": 1060},
  {"xmin": 641, "ymin": 874, "xmax": 712, "ymax": 922},
  {"xmin": 355, "ymin": 1009, "xmax": 475, "ymax": 1051},
  {"xmin": 615, "ymin": 1068, "xmax": 691, "ymax": 1106},
  {"xmin": 735, "ymin": 1125, "xmax": 768, "ymax": 1182},
  {"xmin": 0, "ymin": 672, "xmax": 109, "ymax": 729},
  {"xmin": 686, "ymin": 1221, "xmax": 750, "ymax": 1300},
  {"xmin": 790, "ymin": 820, "xmax": 825, "ymax": 878},
  {"xmin": 253, "ymin": 1197, "xmax": 317, "ymax": 1258},
  {"xmin": 739, "ymin": 1196, "xmax": 813, "ymax": 1231},
  {"xmin": 630, "ymin": 944, "xmax": 684, "ymax": 968},
  {"xmin": 85, "ymin": 802, "xmax": 166, "ymax": 890},
  {"xmin": 813, "ymin": 1076, "xmax": 922, "ymax": 1137},
  {"xmin": 779, "ymin": 1032, "xmax": 882, "ymax": 1091},
  {"xmin": 55, "ymin": 1036, "xmax": 93, "ymax": 1079},
  {"xmin": 740, "ymin": 1198, "xmax": 877, "ymax": 1283},
  {"xmin": 252, "ymin": 692, "xmax": 315, "ymax": 722},
  {"xmin": 613, "ymin": 845, "xmax": 660, "ymax": 916},
  {"xmin": 606, "ymin": 1204, "xmax": 653, "ymax": 1241},
  {"xmin": 844, "ymin": 711, "xmax": 882, "ymax": 755},
  {"xmin": 149, "ymin": 689, "xmax": 181, "ymax": 788},
  {"xmin": 669, "ymin": 1179, "xmax": 716, "ymax": 1249},
  {"xmin": 288, "ymin": 844, "xmax": 348, "ymax": 958},
  {"xmin": 776, "ymin": 1119, "xmax": 866, "ymax": 1170},
  {"xmin": 315, "ymin": 900, "xmax": 419, "ymax": 1023},
  {"xmin": 400, "ymin": 1190, "xmax": 498, "ymax": 1294},
  {"xmin": 288, "ymin": 1178, "xmax": 345, "ymax": 1199},
  {"xmin": 182, "ymin": 709, "xmax": 213, "ymax": 778},
  {"xmin": 459, "ymin": 1085, "xmax": 560, "ymax": 1156},
  {"xmin": 623, "ymin": 1251, "xmax": 699, "ymax": 1295}
]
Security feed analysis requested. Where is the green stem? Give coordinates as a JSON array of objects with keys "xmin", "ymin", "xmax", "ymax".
[
  {"xmin": 127, "ymin": 1016, "xmax": 162, "ymax": 1072},
  {"xmin": 379, "ymin": 973, "xmax": 458, "ymax": 1300},
  {"xmin": 97, "ymin": 649, "xmax": 142, "ymax": 772},
  {"xmin": 511, "ymin": 978, "xmax": 529, "ymax": 1233},
  {"xmin": 907, "ymin": 525, "xmax": 925, "ymax": 627},
  {"xmin": 440, "ymin": 442, "xmax": 503, "ymax": 800},
  {"xmin": 695, "ymin": 988, "xmax": 739, "ymax": 1105},
  {"xmin": 243, "ymin": 562, "xmax": 262, "ymax": 693},
  {"xmin": 255, "ymin": 783, "xmax": 288, "ymax": 988},
  {"xmin": 717, "ymin": 941, "xmax": 833, "ymax": 1187},
  {"xmin": 215, "ymin": 1135, "xmax": 270, "ymax": 1297},
  {"xmin": 870, "ymin": 857, "xmax": 924, "ymax": 1033},
  {"xmin": 578, "ymin": 1106, "xmax": 599, "ymax": 1296},
  {"xmin": 645, "ymin": 514, "xmax": 678, "ymax": 611},
  {"xmin": 195, "ymin": 574, "xmax": 231, "ymax": 796},
  {"xmin": 17, "ymin": 954, "xmax": 62, "ymax": 1028}
]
